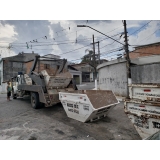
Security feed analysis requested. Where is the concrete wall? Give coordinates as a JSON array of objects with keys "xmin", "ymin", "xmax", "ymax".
[
  {"xmin": 0, "ymin": 83, "xmax": 7, "ymax": 93},
  {"xmin": 97, "ymin": 58, "xmax": 127, "ymax": 97},
  {"xmin": 0, "ymin": 61, "xmax": 2, "ymax": 92},
  {"xmin": 131, "ymin": 62, "xmax": 160, "ymax": 84},
  {"xmin": 90, "ymin": 72, "xmax": 93, "ymax": 82}
]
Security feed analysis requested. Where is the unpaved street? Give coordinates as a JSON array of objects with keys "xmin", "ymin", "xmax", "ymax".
[{"xmin": 0, "ymin": 94, "xmax": 141, "ymax": 140}]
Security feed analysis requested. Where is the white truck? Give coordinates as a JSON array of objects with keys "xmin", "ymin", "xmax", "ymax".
[{"xmin": 124, "ymin": 84, "xmax": 160, "ymax": 139}]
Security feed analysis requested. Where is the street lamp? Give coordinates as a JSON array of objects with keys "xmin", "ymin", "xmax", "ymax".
[{"xmin": 77, "ymin": 25, "xmax": 124, "ymax": 46}]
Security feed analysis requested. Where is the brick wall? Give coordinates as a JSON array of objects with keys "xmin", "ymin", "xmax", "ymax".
[
  {"xmin": 129, "ymin": 44, "xmax": 160, "ymax": 59},
  {"xmin": 24, "ymin": 61, "xmax": 59, "ymax": 76},
  {"xmin": 24, "ymin": 61, "xmax": 33, "ymax": 74}
]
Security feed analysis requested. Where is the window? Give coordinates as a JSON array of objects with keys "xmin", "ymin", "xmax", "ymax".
[{"xmin": 44, "ymin": 64, "xmax": 50, "ymax": 69}]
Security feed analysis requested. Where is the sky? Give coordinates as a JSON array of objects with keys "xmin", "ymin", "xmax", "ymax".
[
  {"xmin": 0, "ymin": 20, "xmax": 160, "ymax": 62},
  {"xmin": 0, "ymin": 0, "xmax": 160, "ymax": 63}
]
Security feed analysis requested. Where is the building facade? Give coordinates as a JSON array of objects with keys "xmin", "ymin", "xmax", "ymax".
[
  {"xmin": 0, "ymin": 52, "xmax": 81, "ymax": 93},
  {"xmin": 71, "ymin": 63, "xmax": 95, "ymax": 82},
  {"xmin": 129, "ymin": 42, "xmax": 160, "ymax": 59}
]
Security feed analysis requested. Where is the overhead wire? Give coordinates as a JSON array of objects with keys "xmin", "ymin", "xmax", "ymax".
[
  {"xmin": 1, "ymin": 21, "xmax": 125, "ymax": 58},
  {"xmin": 70, "ymin": 46, "xmax": 123, "ymax": 62},
  {"xmin": 130, "ymin": 27, "xmax": 160, "ymax": 46},
  {"xmin": 59, "ymin": 44, "xmax": 91, "ymax": 56},
  {"xmin": 9, "ymin": 22, "xmax": 123, "ymax": 46},
  {"xmin": 10, "ymin": 32, "xmax": 123, "ymax": 49},
  {"xmin": 129, "ymin": 20, "xmax": 152, "ymax": 36}
]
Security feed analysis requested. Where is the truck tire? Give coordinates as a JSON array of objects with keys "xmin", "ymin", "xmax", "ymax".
[
  {"xmin": 31, "ymin": 92, "xmax": 40, "ymax": 109},
  {"xmin": 13, "ymin": 94, "xmax": 17, "ymax": 99},
  {"xmin": 12, "ymin": 90, "xmax": 17, "ymax": 99}
]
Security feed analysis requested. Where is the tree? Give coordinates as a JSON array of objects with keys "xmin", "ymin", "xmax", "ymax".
[{"xmin": 81, "ymin": 49, "xmax": 98, "ymax": 79}]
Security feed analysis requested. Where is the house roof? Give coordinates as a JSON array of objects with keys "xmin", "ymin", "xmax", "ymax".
[
  {"xmin": 42, "ymin": 54, "xmax": 60, "ymax": 59},
  {"xmin": 2, "ymin": 52, "xmax": 38, "ymax": 62},
  {"xmin": 134, "ymin": 42, "xmax": 160, "ymax": 49},
  {"xmin": 71, "ymin": 62, "xmax": 90, "ymax": 67}
]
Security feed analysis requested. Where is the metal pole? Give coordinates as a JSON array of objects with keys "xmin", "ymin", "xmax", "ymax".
[
  {"xmin": 92, "ymin": 35, "xmax": 96, "ymax": 79},
  {"xmin": 77, "ymin": 25, "xmax": 124, "ymax": 46},
  {"xmin": 123, "ymin": 20, "xmax": 131, "ymax": 99},
  {"xmin": 98, "ymin": 41, "xmax": 100, "ymax": 64}
]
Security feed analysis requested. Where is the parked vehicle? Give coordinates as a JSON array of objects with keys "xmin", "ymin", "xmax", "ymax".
[
  {"xmin": 129, "ymin": 84, "xmax": 160, "ymax": 102},
  {"xmin": 11, "ymin": 55, "xmax": 77, "ymax": 108},
  {"xmin": 145, "ymin": 130, "xmax": 160, "ymax": 140},
  {"xmin": 125, "ymin": 84, "xmax": 160, "ymax": 139},
  {"xmin": 11, "ymin": 55, "xmax": 119, "ymax": 122}
]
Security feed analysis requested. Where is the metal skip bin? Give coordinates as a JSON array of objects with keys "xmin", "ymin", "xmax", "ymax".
[
  {"xmin": 124, "ymin": 99, "xmax": 160, "ymax": 139},
  {"xmin": 59, "ymin": 90, "xmax": 119, "ymax": 122},
  {"xmin": 129, "ymin": 84, "xmax": 160, "ymax": 101}
]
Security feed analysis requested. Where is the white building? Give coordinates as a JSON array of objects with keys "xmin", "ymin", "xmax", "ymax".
[{"xmin": 0, "ymin": 54, "xmax": 6, "ymax": 93}]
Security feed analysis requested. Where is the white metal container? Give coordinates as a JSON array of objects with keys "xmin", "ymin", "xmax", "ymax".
[
  {"xmin": 124, "ymin": 99, "xmax": 160, "ymax": 139},
  {"xmin": 127, "ymin": 114, "xmax": 160, "ymax": 139},
  {"xmin": 41, "ymin": 70, "xmax": 72, "ymax": 88},
  {"xmin": 129, "ymin": 84, "xmax": 160, "ymax": 101},
  {"xmin": 59, "ymin": 90, "xmax": 119, "ymax": 122}
]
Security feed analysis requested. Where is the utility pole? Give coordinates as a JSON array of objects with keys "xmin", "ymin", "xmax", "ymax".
[
  {"xmin": 123, "ymin": 20, "xmax": 131, "ymax": 99},
  {"xmin": 91, "ymin": 41, "xmax": 100, "ymax": 65},
  {"xmin": 92, "ymin": 34, "xmax": 97, "ymax": 79},
  {"xmin": 97, "ymin": 41, "xmax": 100, "ymax": 64}
]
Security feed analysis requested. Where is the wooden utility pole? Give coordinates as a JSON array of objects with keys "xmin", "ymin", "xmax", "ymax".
[{"xmin": 123, "ymin": 20, "xmax": 131, "ymax": 98}]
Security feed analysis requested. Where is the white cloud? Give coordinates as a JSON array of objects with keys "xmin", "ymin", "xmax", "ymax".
[
  {"xmin": 0, "ymin": 22, "xmax": 17, "ymax": 58},
  {"xmin": 129, "ymin": 20, "xmax": 160, "ymax": 50},
  {"xmin": 0, "ymin": 49, "xmax": 16, "ymax": 58},
  {"xmin": 1, "ymin": 20, "xmax": 160, "ymax": 61},
  {"xmin": 0, "ymin": 23, "xmax": 17, "ymax": 40}
]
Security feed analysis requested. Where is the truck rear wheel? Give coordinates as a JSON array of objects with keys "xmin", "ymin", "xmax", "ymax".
[{"xmin": 31, "ymin": 92, "xmax": 40, "ymax": 109}]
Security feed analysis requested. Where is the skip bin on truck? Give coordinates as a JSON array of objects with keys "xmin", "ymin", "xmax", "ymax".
[{"xmin": 11, "ymin": 55, "xmax": 119, "ymax": 122}]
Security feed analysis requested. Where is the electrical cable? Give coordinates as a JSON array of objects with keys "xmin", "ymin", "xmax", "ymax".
[
  {"xmin": 9, "ymin": 23, "xmax": 123, "ymax": 46},
  {"xmin": 59, "ymin": 44, "xmax": 91, "ymax": 55},
  {"xmin": 70, "ymin": 47, "xmax": 123, "ymax": 62},
  {"xmin": 129, "ymin": 20, "xmax": 152, "ymax": 36},
  {"xmin": 11, "ymin": 32, "xmax": 123, "ymax": 49},
  {"xmin": 130, "ymin": 27, "xmax": 160, "ymax": 46}
]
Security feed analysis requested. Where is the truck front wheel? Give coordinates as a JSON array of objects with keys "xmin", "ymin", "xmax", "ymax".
[
  {"xmin": 13, "ymin": 94, "xmax": 17, "ymax": 99},
  {"xmin": 31, "ymin": 92, "xmax": 40, "ymax": 109}
]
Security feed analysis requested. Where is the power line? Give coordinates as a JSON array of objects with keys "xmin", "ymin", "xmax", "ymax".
[
  {"xmin": 129, "ymin": 20, "xmax": 152, "ymax": 36},
  {"xmin": 59, "ymin": 44, "xmax": 91, "ymax": 55},
  {"xmin": 8, "ymin": 23, "xmax": 123, "ymax": 46},
  {"xmin": 70, "ymin": 47, "xmax": 123, "ymax": 62},
  {"xmin": 100, "ymin": 47, "xmax": 123, "ymax": 55},
  {"xmin": 8, "ymin": 32, "xmax": 123, "ymax": 51},
  {"xmin": 2, "ymin": 31, "xmax": 121, "ymax": 47},
  {"xmin": 139, "ymin": 28, "xmax": 160, "ymax": 43},
  {"xmin": 130, "ymin": 27, "xmax": 160, "ymax": 46},
  {"xmin": 100, "ymin": 37, "xmax": 121, "ymax": 49}
]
